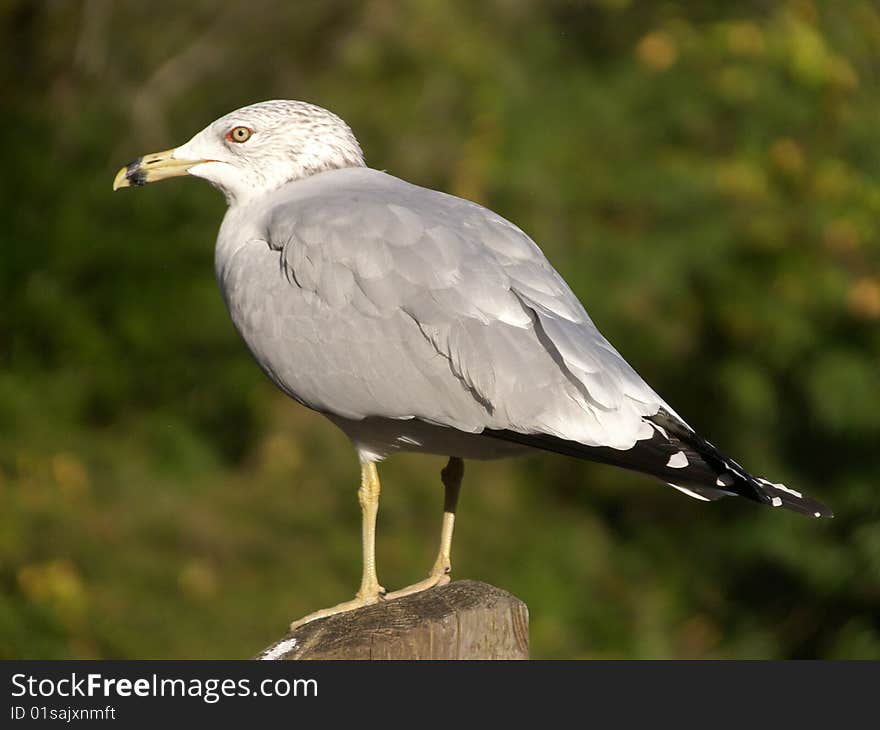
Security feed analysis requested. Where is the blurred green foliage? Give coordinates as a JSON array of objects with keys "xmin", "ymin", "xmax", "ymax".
[{"xmin": 1, "ymin": 0, "xmax": 879, "ymax": 659}]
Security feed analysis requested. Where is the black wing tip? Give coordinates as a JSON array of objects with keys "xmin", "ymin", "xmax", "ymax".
[
  {"xmin": 798, "ymin": 494, "xmax": 835, "ymax": 519},
  {"xmin": 751, "ymin": 478, "xmax": 834, "ymax": 519},
  {"xmin": 794, "ymin": 498, "xmax": 834, "ymax": 519},
  {"xmin": 485, "ymin": 423, "xmax": 836, "ymax": 520},
  {"xmin": 646, "ymin": 410, "xmax": 836, "ymax": 520},
  {"xmin": 773, "ymin": 496, "xmax": 834, "ymax": 519}
]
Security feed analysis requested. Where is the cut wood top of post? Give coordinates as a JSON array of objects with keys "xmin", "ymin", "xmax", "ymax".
[{"xmin": 256, "ymin": 580, "xmax": 529, "ymax": 660}]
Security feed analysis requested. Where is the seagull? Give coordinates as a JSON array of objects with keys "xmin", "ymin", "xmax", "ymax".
[{"xmin": 114, "ymin": 100, "xmax": 832, "ymax": 628}]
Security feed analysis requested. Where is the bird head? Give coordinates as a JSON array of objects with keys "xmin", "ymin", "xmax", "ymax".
[{"xmin": 113, "ymin": 100, "xmax": 365, "ymax": 205}]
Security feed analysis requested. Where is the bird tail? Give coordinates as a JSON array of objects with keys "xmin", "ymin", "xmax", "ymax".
[{"xmin": 484, "ymin": 409, "xmax": 833, "ymax": 519}]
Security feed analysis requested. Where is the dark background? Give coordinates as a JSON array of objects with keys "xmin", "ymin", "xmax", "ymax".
[{"xmin": 1, "ymin": 0, "xmax": 878, "ymax": 659}]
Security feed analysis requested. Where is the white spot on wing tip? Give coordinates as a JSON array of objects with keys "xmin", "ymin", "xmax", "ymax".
[
  {"xmin": 771, "ymin": 496, "xmax": 782, "ymax": 507},
  {"xmin": 258, "ymin": 637, "xmax": 298, "ymax": 661},
  {"xmin": 773, "ymin": 483, "xmax": 803, "ymax": 499},
  {"xmin": 668, "ymin": 484, "xmax": 711, "ymax": 502},
  {"xmin": 758, "ymin": 476, "xmax": 802, "ymax": 498},
  {"xmin": 666, "ymin": 451, "xmax": 688, "ymax": 469},
  {"xmin": 814, "ymin": 511, "xmax": 821, "ymax": 518}
]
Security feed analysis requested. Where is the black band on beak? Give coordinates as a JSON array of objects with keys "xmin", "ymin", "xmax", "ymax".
[{"xmin": 125, "ymin": 158, "xmax": 148, "ymax": 187}]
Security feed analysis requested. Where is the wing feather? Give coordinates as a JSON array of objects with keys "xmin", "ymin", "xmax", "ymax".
[{"xmin": 255, "ymin": 168, "xmax": 666, "ymax": 449}]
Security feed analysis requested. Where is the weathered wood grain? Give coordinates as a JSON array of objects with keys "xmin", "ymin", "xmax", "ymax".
[{"xmin": 256, "ymin": 580, "xmax": 529, "ymax": 660}]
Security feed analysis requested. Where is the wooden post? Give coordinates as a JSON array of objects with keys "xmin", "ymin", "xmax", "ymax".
[{"xmin": 256, "ymin": 580, "xmax": 529, "ymax": 660}]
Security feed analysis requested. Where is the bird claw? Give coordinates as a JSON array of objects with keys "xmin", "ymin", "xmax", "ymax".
[
  {"xmin": 383, "ymin": 571, "xmax": 451, "ymax": 602},
  {"xmin": 288, "ymin": 589, "xmax": 384, "ymax": 631}
]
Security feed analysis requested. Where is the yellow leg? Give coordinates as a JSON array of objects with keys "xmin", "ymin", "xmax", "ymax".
[
  {"xmin": 289, "ymin": 461, "xmax": 385, "ymax": 630},
  {"xmin": 385, "ymin": 457, "xmax": 463, "ymax": 601}
]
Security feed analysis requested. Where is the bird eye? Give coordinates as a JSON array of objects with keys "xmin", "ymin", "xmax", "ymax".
[{"xmin": 226, "ymin": 126, "xmax": 253, "ymax": 143}]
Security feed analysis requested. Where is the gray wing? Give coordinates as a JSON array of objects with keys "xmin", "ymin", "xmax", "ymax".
[{"xmin": 255, "ymin": 168, "xmax": 669, "ymax": 450}]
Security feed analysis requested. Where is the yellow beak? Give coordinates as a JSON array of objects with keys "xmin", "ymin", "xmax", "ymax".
[{"xmin": 112, "ymin": 149, "xmax": 204, "ymax": 190}]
